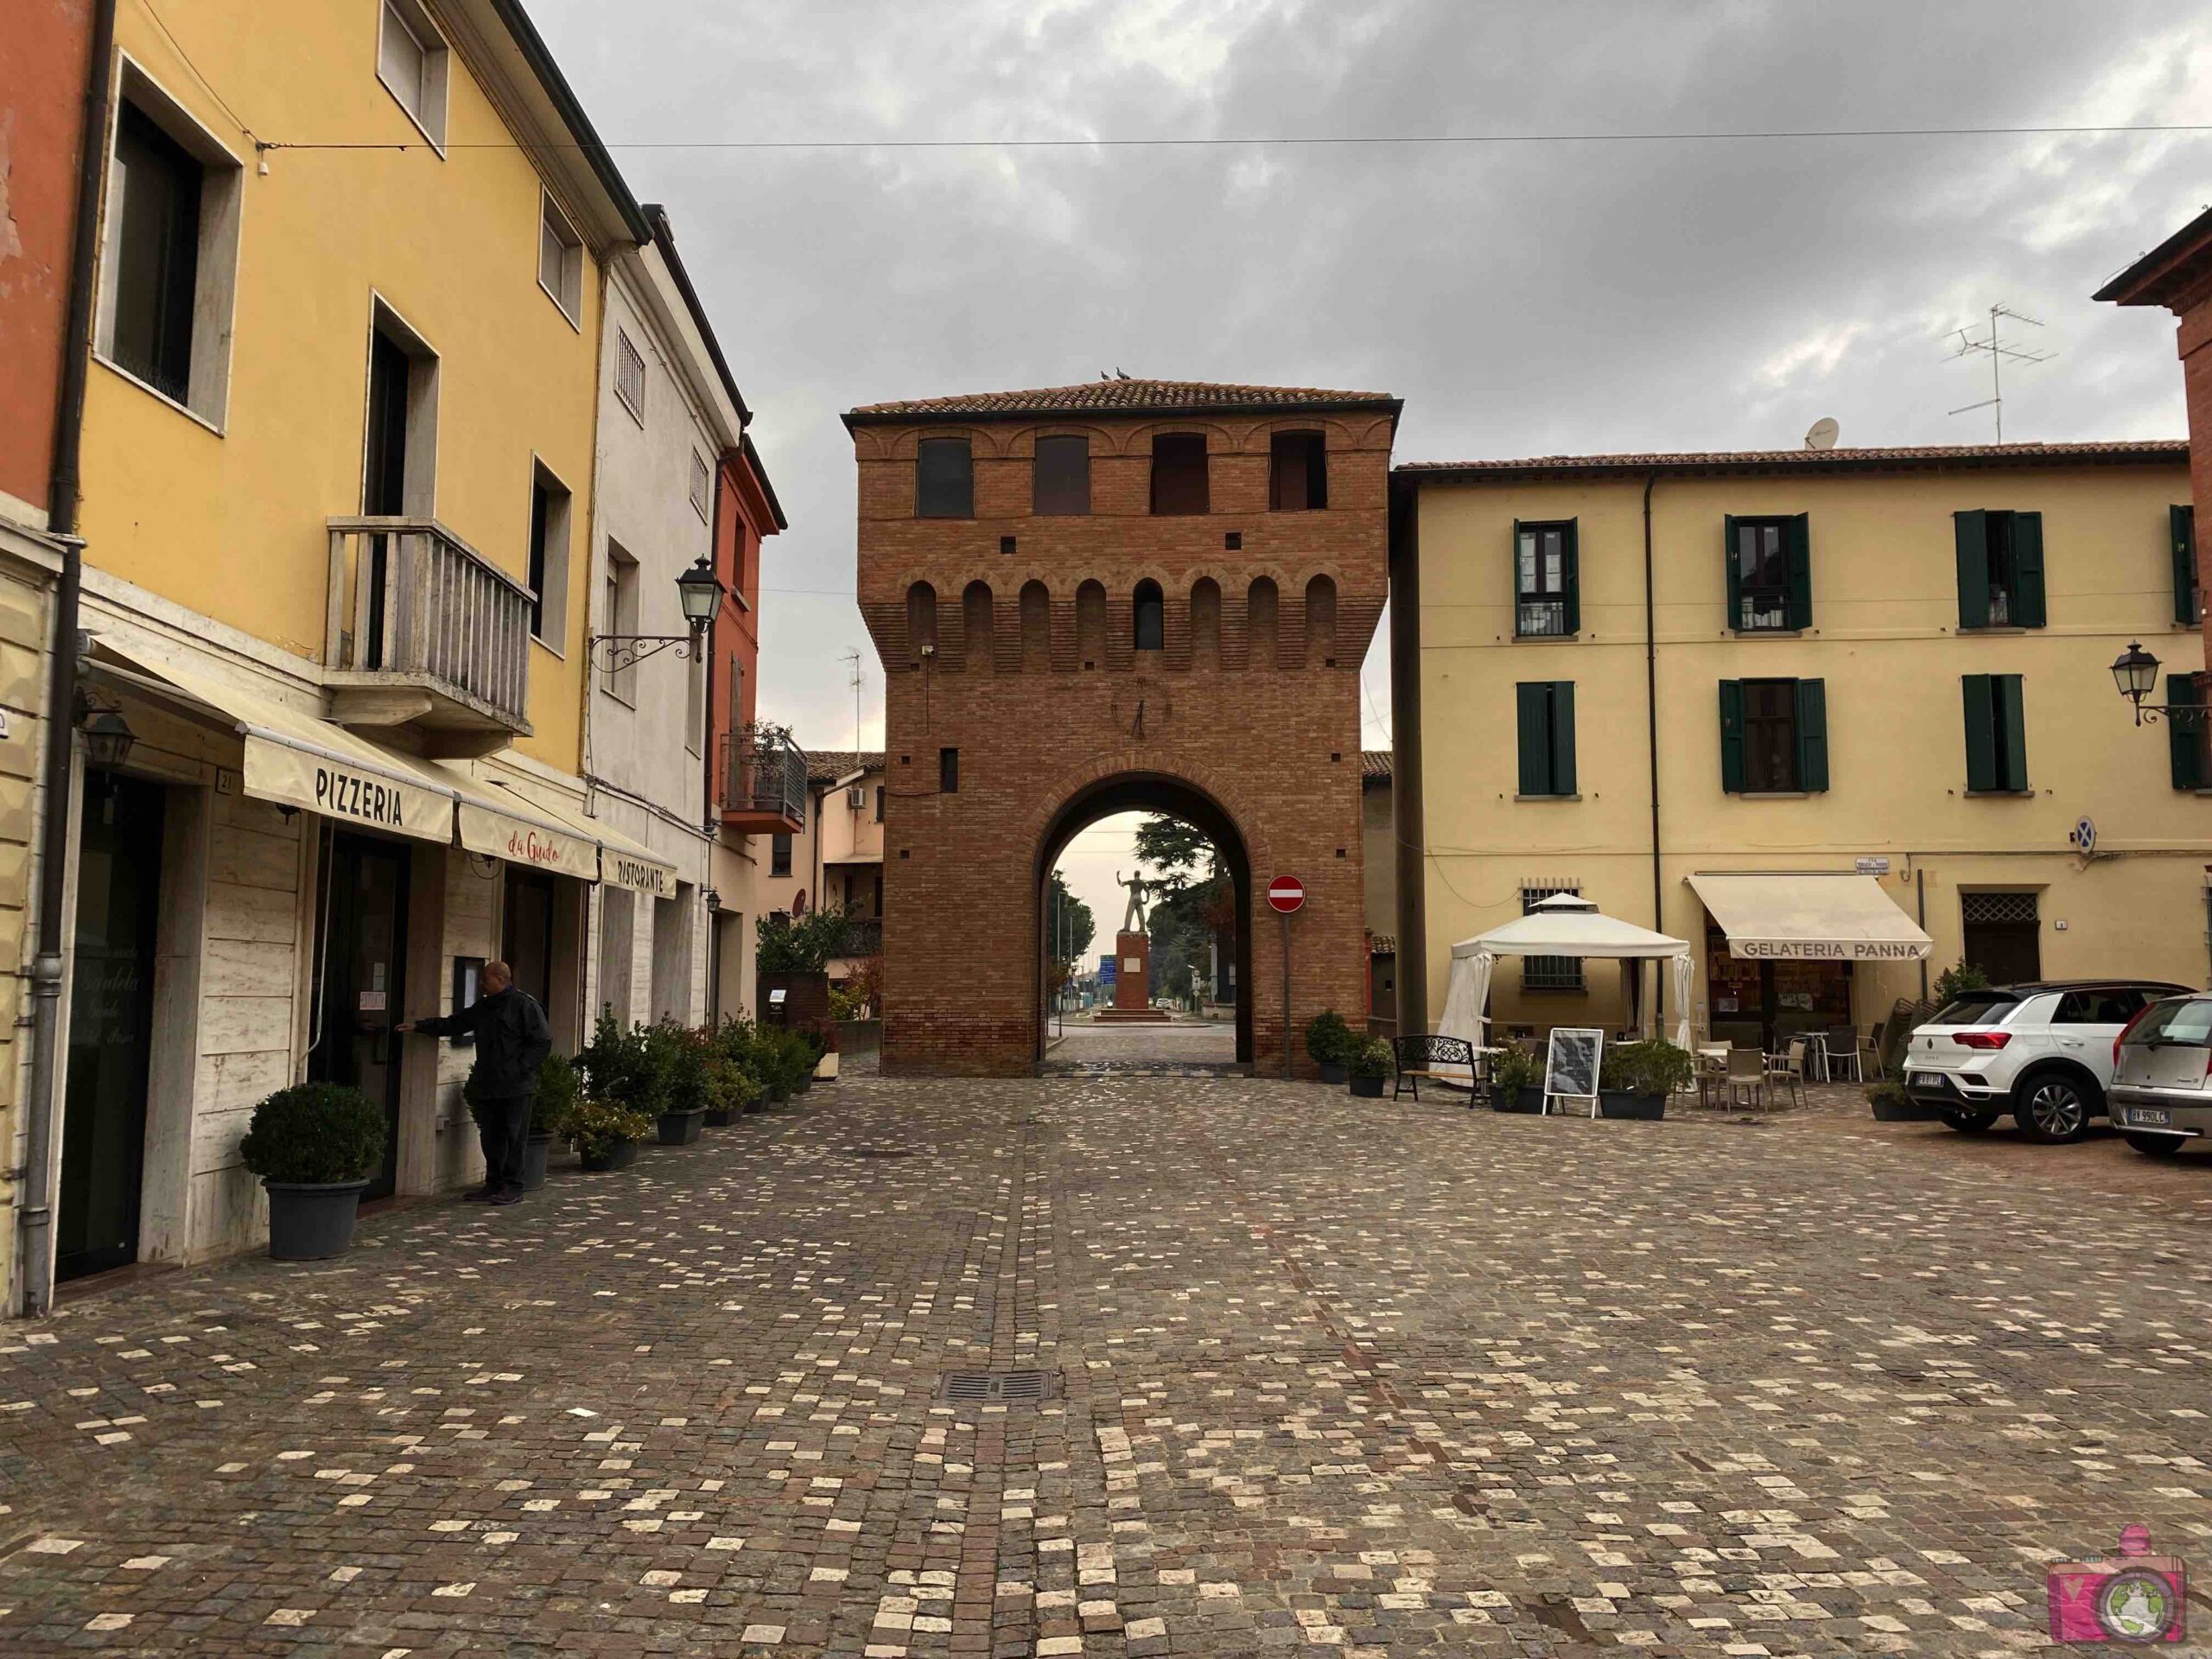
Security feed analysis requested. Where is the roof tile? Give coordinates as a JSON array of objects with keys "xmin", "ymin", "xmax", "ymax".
[
  {"xmin": 848, "ymin": 378, "xmax": 1400, "ymax": 423},
  {"xmin": 1396, "ymin": 440, "xmax": 2185, "ymax": 481}
]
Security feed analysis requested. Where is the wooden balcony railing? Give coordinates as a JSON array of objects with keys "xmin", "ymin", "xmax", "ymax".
[{"xmin": 326, "ymin": 517, "xmax": 533, "ymax": 747}]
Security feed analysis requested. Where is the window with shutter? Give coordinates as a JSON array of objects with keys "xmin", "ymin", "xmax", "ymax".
[
  {"xmin": 614, "ymin": 329, "xmax": 646, "ymax": 423},
  {"xmin": 2166, "ymin": 674, "xmax": 2204, "ymax": 790},
  {"xmin": 1794, "ymin": 678, "xmax": 1828, "ymax": 791},
  {"xmin": 1514, "ymin": 520, "xmax": 1577, "ymax": 637},
  {"xmin": 1514, "ymin": 683, "xmax": 1576, "ymax": 796},
  {"xmin": 1955, "ymin": 511, "xmax": 2044, "ymax": 628},
  {"xmin": 1718, "ymin": 680, "xmax": 1746, "ymax": 792},
  {"xmin": 2174, "ymin": 505, "xmax": 2200, "ymax": 626},
  {"xmin": 690, "ymin": 450, "xmax": 712, "ymax": 522},
  {"xmin": 1727, "ymin": 517, "xmax": 1799, "ymax": 632},
  {"xmin": 1962, "ymin": 673, "xmax": 2027, "ymax": 791}
]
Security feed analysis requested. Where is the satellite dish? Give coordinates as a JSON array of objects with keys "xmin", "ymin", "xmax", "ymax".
[{"xmin": 1805, "ymin": 416, "xmax": 1840, "ymax": 451}]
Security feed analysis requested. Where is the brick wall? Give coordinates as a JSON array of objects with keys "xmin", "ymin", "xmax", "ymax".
[{"xmin": 849, "ymin": 403, "xmax": 1395, "ymax": 1076}]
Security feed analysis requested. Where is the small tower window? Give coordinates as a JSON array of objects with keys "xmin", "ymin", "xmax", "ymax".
[{"xmin": 1134, "ymin": 580, "xmax": 1165, "ymax": 651}]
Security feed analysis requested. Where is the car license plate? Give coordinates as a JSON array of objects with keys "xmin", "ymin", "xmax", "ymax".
[
  {"xmin": 2125, "ymin": 1107, "xmax": 2172, "ymax": 1127},
  {"xmin": 1909, "ymin": 1072, "xmax": 1936, "ymax": 1088}
]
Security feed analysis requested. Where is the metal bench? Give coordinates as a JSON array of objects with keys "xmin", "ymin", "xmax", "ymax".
[{"xmin": 1392, "ymin": 1034, "xmax": 1478, "ymax": 1103}]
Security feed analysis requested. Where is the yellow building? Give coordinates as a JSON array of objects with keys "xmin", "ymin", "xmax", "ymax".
[
  {"xmin": 14, "ymin": 0, "xmax": 691, "ymax": 1306},
  {"xmin": 1391, "ymin": 441, "xmax": 2201, "ymax": 1052}
]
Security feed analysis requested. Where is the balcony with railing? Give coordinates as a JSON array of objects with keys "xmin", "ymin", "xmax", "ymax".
[
  {"xmin": 325, "ymin": 518, "xmax": 534, "ymax": 755},
  {"xmin": 720, "ymin": 730, "xmax": 807, "ymax": 833},
  {"xmin": 831, "ymin": 918, "xmax": 883, "ymax": 960},
  {"xmin": 1515, "ymin": 596, "xmax": 1572, "ymax": 638}
]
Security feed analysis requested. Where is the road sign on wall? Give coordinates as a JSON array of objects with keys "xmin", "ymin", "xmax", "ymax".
[{"xmin": 1267, "ymin": 875, "xmax": 1305, "ymax": 914}]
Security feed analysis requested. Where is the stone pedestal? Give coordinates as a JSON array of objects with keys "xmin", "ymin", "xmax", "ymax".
[{"xmin": 1096, "ymin": 930, "xmax": 1169, "ymax": 1023}]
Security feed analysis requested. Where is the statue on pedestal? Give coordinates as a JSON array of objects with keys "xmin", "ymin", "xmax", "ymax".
[{"xmin": 1115, "ymin": 870, "xmax": 1151, "ymax": 934}]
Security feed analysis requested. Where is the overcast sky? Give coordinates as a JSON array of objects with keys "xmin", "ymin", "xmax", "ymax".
[{"xmin": 529, "ymin": 0, "xmax": 2208, "ymax": 933}]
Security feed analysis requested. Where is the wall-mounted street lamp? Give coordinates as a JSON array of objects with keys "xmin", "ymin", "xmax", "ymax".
[
  {"xmin": 588, "ymin": 556, "xmax": 723, "ymax": 674},
  {"xmin": 2111, "ymin": 641, "xmax": 2208, "ymax": 727},
  {"xmin": 76, "ymin": 693, "xmax": 137, "ymax": 770}
]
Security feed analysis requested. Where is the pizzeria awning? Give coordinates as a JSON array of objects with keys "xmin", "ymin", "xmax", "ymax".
[
  {"xmin": 96, "ymin": 635, "xmax": 457, "ymax": 842},
  {"xmin": 1688, "ymin": 872, "xmax": 1932, "ymax": 962},
  {"xmin": 432, "ymin": 761, "xmax": 678, "ymax": 897}
]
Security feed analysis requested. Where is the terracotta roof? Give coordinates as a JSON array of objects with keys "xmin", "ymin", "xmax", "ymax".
[
  {"xmin": 806, "ymin": 750, "xmax": 885, "ymax": 785},
  {"xmin": 1362, "ymin": 750, "xmax": 1392, "ymax": 780},
  {"xmin": 2094, "ymin": 205, "xmax": 2212, "ymax": 308},
  {"xmin": 845, "ymin": 378, "xmax": 1402, "ymax": 424},
  {"xmin": 1395, "ymin": 440, "xmax": 2186, "ymax": 483}
]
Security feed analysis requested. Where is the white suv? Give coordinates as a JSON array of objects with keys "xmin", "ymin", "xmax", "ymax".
[{"xmin": 1901, "ymin": 980, "xmax": 2192, "ymax": 1142}]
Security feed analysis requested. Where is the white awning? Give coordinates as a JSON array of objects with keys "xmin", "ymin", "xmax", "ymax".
[
  {"xmin": 434, "ymin": 762, "xmax": 678, "ymax": 897},
  {"xmin": 1452, "ymin": 893, "xmax": 1690, "ymax": 961},
  {"xmin": 1688, "ymin": 872, "xmax": 1932, "ymax": 962},
  {"xmin": 98, "ymin": 636, "xmax": 456, "ymax": 843}
]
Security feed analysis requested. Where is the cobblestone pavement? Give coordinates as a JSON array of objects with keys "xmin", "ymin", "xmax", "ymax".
[
  {"xmin": 1047, "ymin": 1020, "xmax": 1237, "ymax": 1068},
  {"xmin": 3, "ymin": 1075, "xmax": 2209, "ymax": 1656}
]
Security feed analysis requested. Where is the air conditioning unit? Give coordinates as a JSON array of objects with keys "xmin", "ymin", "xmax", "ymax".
[{"xmin": 847, "ymin": 786, "xmax": 865, "ymax": 810}]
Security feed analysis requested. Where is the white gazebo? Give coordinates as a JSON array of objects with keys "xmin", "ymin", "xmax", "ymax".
[{"xmin": 1439, "ymin": 893, "xmax": 1696, "ymax": 1055}]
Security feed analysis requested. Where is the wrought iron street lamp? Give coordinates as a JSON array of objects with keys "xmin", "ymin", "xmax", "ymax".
[
  {"xmin": 588, "ymin": 556, "xmax": 724, "ymax": 673},
  {"xmin": 76, "ymin": 693, "xmax": 137, "ymax": 770},
  {"xmin": 2111, "ymin": 640, "xmax": 2208, "ymax": 726}
]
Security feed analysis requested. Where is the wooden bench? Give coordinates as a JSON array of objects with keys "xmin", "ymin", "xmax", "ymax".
[{"xmin": 1392, "ymin": 1034, "xmax": 1478, "ymax": 1103}]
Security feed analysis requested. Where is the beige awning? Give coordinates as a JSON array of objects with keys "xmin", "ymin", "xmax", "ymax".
[
  {"xmin": 98, "ymin": 636, "xmax": 457, "ymax": 843},
  {"xmin": 1688, "ymin": 872, "xmax": 1932, "ymax": 962},
  {"xmin": 434, "ymin": 762, "xmax": 678, "ymax": 896}
]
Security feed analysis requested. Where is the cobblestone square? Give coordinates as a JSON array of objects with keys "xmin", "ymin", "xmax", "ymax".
[{"xmin": 2, "ymin": 1076, "xmax": 2209, "ymax": 1655}]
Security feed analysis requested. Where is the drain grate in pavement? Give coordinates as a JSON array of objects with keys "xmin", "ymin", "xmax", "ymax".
[{"xmin": 938, "ymin": 1369, "xmax": 1056, "ymax": 1405}]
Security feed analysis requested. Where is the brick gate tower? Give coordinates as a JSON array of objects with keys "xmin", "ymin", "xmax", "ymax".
[{"xmin": 845, "ymin": 380, "xmax": 1401, "ymax": 1076}]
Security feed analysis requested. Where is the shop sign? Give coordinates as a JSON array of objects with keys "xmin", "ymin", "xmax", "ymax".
[
  {"xmin": 456, "ymin": 801, "xmax": 597, "ymax": 882},
  {"xmin": 1854, "ymin": 855, "xmax": 1891, "ymax": 875},
  {"xmin": 602, "ymin": 848, "xmax": 677, "ymax": 899},
  {"xmin": 1731, "ymin": 938, "xmax": 1929, "ymax": 961},
  {"xmin": 243, "ymin": 736, "xmax": 450, "ymax": 842}
]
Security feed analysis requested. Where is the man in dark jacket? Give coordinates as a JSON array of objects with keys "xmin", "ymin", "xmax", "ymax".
[{"xmin": 400, "ymin": 960, "xmax": 551, "ymax": 1205}]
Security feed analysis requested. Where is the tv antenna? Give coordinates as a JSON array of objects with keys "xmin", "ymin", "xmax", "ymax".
[
  {"xmin": 841, "ymin": 647, "xmax": 864, "ymax": 748},
  {"xmin": 1948, "ymin": 303, "xmax": 2053, "ymax": 442}
]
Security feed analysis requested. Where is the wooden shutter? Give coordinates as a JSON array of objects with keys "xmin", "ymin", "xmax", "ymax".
[
  {"xmin": 1955, "ymin": 511, "xmax": 1989, "ymax": 629},
  {"xmin": 1722, "ymin": 514, "xmax": 1741, "ymax": 631},
  {"xmin": 1516, "ymin": 682, "xmax": 1548, "ymax": 795},
  {"xmin": 2012, "ymin": 512, "xmax": 2046, "ymax": 627},
  {"xmin": 1551, "ymin": 682, "xmax": 1577, "ymax": 796},
  {"xmin": 1999, "ymin": 674, "xmax": 2028, "ymax": 789},
  {"xmin": 1795, "ymin": 678, "xmax": 1828, "ymax": 792},
  {"xmin": 1961, "ymin": 673, "xmax": 1997, "ymax": 792},
  {"xmin": 1718, "ymin": 680, "xmax": 1746, "ymax": 792},
  {"xmin": 2174, "ymin": 505, "xmax": 2199, "ymax": 626},
  {"xmin": 1785, "ymin": 512, "xmax": 1813, "ymax": 629},
  {"xmin": 2169, "ymin": 674, "xmax": 2202, "ymax": 790},
  {"xmin": 1560, "ymin": 522, "xmax": 1580, "ymax": 634}
]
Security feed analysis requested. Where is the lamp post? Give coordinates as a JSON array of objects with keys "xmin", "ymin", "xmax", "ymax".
[
  {"xmin": 588, "ymin": 556, "xmax": 723, "ymax": 673},
  {"xmin": 2110, "ymin": 641, "xmax": 2208, "ymax": 726}
]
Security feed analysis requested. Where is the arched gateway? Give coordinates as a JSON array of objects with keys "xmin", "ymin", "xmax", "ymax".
[{"xmin": 844, "ymin": 380, "xmax": 1401, "ymax": 1076}]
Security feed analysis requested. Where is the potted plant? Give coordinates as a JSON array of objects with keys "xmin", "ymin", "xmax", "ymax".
[
  {"xmin": 1866, "ymin": 1077, "xmax": 1937, "ymax": 1122},
  {"xmin": 789, "ymin": 1025, "xmax": 819, "ymax": 1096},
  {"xmin": 652, "ymin": 1020, "xmax": 708, "ymax": 1145},
  {"xmin": 810, "ymin": 1017, "xmax": 841, "ymax": 1083},
  {"xmin": 569, "ymin": 1096, "xmax": 654, "ymax": 1171},
  {"xmin": 1348, "ymin": 1037, "xmax": 1392, "ymax": 1098},
  {"xmin": 1489, "ymin": 1042, "xmax": 1544, "ymax": 1114},
  {"xmin": 523, "ymin": 1053, "xmax": 580, "ymax": 1189},
  {"xmin": 238, "ymin": 1083, "xmax": 387, "ymax": 1260},
  {"xmin": 1597, "ymin": 1039, "xmax": 1689, "ymax": 1121},
  {"xmin": 1306, "ymin": 1011, "xmax": 1355, "ymax": 1084}
]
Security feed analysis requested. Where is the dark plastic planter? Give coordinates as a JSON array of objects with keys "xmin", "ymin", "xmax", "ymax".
[
  {"xmin": 1319, "ymin": 1061, "xmax": 1351, "ymax": 1085},
  {"xmin": 1599, "ymin": 1090, "xmax": 1667, "ymax": 1121},
  {"xmin": 1493, "ymin": 1086, "xmax": 1546, "ymax": 1114},
  {"xmin": 521, "ymin": 1132, "xmax": 555, "ymax": 1191},
  {"xmin": 657, "ymin": 1109, "xmax": 705, "ymax": 1146},
  {"xmin": 1348, "ymin": 1072, "xmax": 1386, "ymax": 1098},
  {"xmin": 702, "ymin": 1106, "xmax": 737, "ymax": 1128},
  {"xmin": 580, "ymin": 1138, "xmax": 639, "ymax": 1173},
  {"xmin": 264, "ymin": 1179, "xmax": 368, "ymax": 1261},
  {"xmin": 791, "ymin": 1073, "xmax": 813, "ymax": 1096},
  {"xmin": 764, "ymin": 1082, "xmax": 788, "ymax": 1105}
]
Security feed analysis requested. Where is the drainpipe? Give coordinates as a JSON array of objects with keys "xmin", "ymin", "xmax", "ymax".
[
  {"xmin": 22, "ymin": 0, "xmax": 118, "ymax": 1318},
  {"xmin": 1643, "ymin": 473, "xmax": 1663, "ymax": 1031}
]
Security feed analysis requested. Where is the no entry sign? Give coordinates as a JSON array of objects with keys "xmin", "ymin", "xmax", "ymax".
[{"xmin": 1268, "ymin": 875, "xmax": 1305, "ymax": 914}]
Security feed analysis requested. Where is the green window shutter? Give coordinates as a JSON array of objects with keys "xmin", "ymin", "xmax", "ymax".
[
  {"xmin": 1955, "ymin": 510, "xmax": 1989, "ymax": 629},
  {"xmin": 1795, "ymin": 678, "xmax": 1828, "ymax": 792},
  {"xmin": 1511, "ymin": 517, "xmax": 1524, "ymax": 607},
  {"xmin": 1551, "ymin": 681, "xmax": 1577, "ymax": 796},
  {"xmin": 1722, "ymin": 514, "xmax": 1741, "ymax": 631},
  {"xmin": 1962, "ymin": 673, "xmax": 1997, "ymax": 792},
  {"xmin": 1560, "ymin": 522, "xmax": 1580, "ymax": 634},
  {"xmin": 2174, "ymin": 505, "xmax": 2199, "ymax": 626},
  {"xmin": 1719, "ymin": 679, "xmax": 1746, "ymax": 792},
  {"xmin": 2012, "ymin": 512, "xmax": 2046, "ymax": 627},
  {"xmin": 1785, "ymin": 512, "xmax": 1813, "ymax": 629},
  {"xmin": 1516, "ymin": 682, "xmax": 1548, "ymax": 795},
  {"xmin": 1999, "ymin": 673, "xmax": 2028, "ymax": 789},
  {"xmin": 2168, "ymin": 674, "xmax": 2202, "ymax": 789}
]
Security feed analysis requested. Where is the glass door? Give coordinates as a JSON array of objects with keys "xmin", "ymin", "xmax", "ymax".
[
  {"xmin": 311, "ymin": 834, "xmax": 410, "ymax": 1198},
  {"xmin": 56, "ymin": 775, "xmax": 167, "ymax": 1281}
]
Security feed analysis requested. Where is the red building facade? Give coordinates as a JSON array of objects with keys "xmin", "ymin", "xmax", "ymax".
[{"xmin": 846, "ymin": 379, "xmax": 1400, "ymax": 1077}]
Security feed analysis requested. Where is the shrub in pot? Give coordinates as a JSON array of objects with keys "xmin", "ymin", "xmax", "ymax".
[
  {"xmin": 522, "ymin": 1053, "xmax": 581, "ymax": 1189},
  {"xmin": 648, "ymin": 1021, "xmax": 711, "ymax": 1144},
  {"xmin": 1488, "ymin": 1042, "xmax": 1544, "ymax": 1114},
  {"xmin": 238, "ymin": 1083, "xmax": 386, "ymax": 1260},
  {"xmin": 569, "ymin": 1096, "xmax": 654, "ymax": 1172},
  {"xmin": 1306, "ymin": 1011, "xmax": 1355, "ymax": 1084},
  {"xmin": 1596, "ymin": 1039, "xmax": 1689, "ymax": 1121},
  {"xmin": 1866, "ymin": 1077, "xmax": 1937, "ymax": 1122},
  {"xmin": 1348, "ymin": 1037, "xmax": 1392, "ymax": 1099},
  {"xmin": 702, "ymin": 1055, "xmax": 753, "ymax": 1127}
]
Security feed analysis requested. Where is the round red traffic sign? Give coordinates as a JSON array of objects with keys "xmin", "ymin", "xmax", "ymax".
[{"xmin": 1267, "ymin": 875, "xmax": 1305, "ymax": 914}]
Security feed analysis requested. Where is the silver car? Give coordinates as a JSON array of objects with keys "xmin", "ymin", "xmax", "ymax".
[{"xmin": 2108, "ymin": 994, "xmax": 2212, "ymax": 1156}]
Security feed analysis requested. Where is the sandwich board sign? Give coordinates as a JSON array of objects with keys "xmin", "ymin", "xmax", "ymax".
[{"xmin": 1543, "ymin": 1027, "xmax": 1605, "ymax": 1117}]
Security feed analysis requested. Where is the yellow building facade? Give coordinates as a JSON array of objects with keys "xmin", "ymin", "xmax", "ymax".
[{"xmin": 1395, "ymin": 442, "xmax": 2202, "ymax": 1052}]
